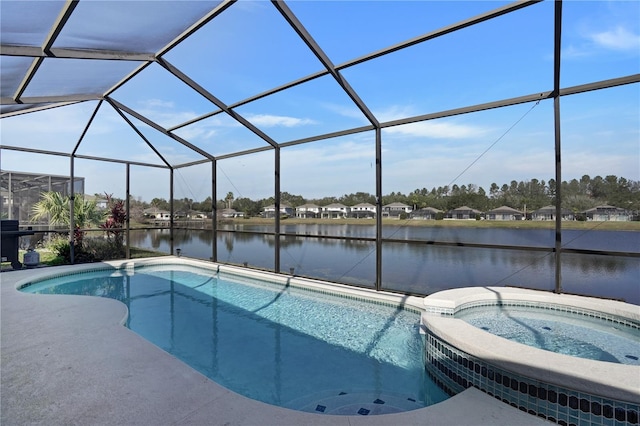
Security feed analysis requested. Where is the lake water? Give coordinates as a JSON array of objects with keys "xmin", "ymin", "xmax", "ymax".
[{"xmin": 128, "ymin": 224, "xmax": 640, "ymax": 304}]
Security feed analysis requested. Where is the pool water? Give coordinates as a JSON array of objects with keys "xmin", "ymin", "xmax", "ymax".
[
  {"xmin": 22, "ymin": 265, "xmax": 449, "ymax": 415},
  {"xmin": 456, "ymin": 306, "xmax": 640, "ymax": 365}
]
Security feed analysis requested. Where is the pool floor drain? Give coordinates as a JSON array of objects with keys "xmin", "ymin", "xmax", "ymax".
[{"xmin": 625, "ymin": 355, "xmax": 638, "ymax": 361}]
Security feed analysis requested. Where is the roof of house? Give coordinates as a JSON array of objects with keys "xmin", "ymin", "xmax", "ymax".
[
  {"xmin": 143, "ymin": 207, "xmax": 169, "ymax": 214},
  {"xmin": 263, "ymin": 204, "xmax": 292, "ymax": 209},
  {"xmin": 532, "ymin": 205, "xmax": 572, "ymax": 214},
  {"xmin": 383, "ymin": 202, "xmax": 410, "ymax": 208},
  {"xmin": 450, "ymin": 205, "xmax": 482, "ymax": 213},
  {"xmin": 486, "ymin": 205, "xmax": 523, "ymax": 214},
  {"xmin": 583, "ymin": 205, "xmax": 625, "ymax": 213},
  {"xmin": 413, "ymin": 207, "xmax": 443, "ymax": 213}
]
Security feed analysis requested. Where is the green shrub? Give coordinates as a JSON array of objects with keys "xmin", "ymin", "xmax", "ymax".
[
  {"xmin": 83, "ymin": 237, "xmax": 125, "ymax": 261},
  {"xmin": 42, "ymin": 233, "xmax": 97, "ymax": 264}
]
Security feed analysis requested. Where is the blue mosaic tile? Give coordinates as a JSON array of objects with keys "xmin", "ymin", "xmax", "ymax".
[{"xmin": 358, "ymin": 408, "xmax": 370, "ymax": 415}]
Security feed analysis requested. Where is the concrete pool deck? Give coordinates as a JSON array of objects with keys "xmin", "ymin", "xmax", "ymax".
[{"xmin": 1, "ymin": 261, "xmax": 552, "ymax": 425}]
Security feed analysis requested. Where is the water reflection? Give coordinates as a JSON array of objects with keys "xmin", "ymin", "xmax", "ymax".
[{"xmin": 128, "ymin": 227, "xmax": 639, "ymax": 304}]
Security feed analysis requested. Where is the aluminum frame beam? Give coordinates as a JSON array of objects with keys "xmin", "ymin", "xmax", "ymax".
[
  {"xmin": 157, "ymin": 57, "xmax": 280, "ymax": 149},
  {"xmin": 11, "ymin": 0, "xmax": 79, "ymax": 103},
  {"xmin": 108, "ymin": 97, "xmax": 216, "ymax": 161},
  {"xmin": 272, "ymin": 0, "xmax": 379, "ymax": 128}
]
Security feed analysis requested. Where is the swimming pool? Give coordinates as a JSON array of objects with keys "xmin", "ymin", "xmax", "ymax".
[{"xmin": 19, "ymin": 261, "xmax": 448, "ymax": 415}]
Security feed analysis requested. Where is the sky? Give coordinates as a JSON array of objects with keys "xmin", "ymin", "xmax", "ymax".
[{"xmin": 1, "ymin": 0, "xmax": 639, "ymax": 203}]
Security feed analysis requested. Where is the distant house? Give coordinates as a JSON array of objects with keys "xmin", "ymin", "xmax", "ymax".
[
  {"xmin": 220, "ymin": 208, "xmax": 244, "ymax": 218},
  {"xmin": 262, "ymin": 204, "xmax": 294, "ymax": 218},
  {"xmin": 143, "ymin": 207, "xmax": 171, "ymax": 220},
  {"xmin": 295, "ymin": 203, "xmax": 321, "ymax": 219},
  {"xmin": 84, "ymin": 194, "xmax": 109, "ymax": 209},
  {"xmin": 349, "ymin": 203, "xmax": 376, "ymax": 219},
  {"xmin": 186, "ymin": 210, "xmax": 208, "ymax": 219},
  {"xmin": 531, "ymin": 205, "xmax": 574, "ymax": 221},
  {"xmin": 583, "ymin": 205, "xmax": 630, "ymax": 221},
  {"xmin": 446, "ymin": 206, "xmax": 482, "ymax": 220},
  {"xmin": 321, "ymin": 203, "xmax": 350, "ymax": 219},
  {"xmin": 382, "ymin": 202, "xmax": 412, "ymax": 218},
  {"xmin": 486, "ymin": 206, "xmax": 524, "ymax": 221},
  {"xmin": 410, "ymin": 207, "xmax": 442, "ymax": 220}
]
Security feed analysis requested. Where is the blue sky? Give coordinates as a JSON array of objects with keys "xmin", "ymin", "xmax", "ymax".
[{"xmin": 1, "ymin": 0, "xmax": 638, "ymax": 203}]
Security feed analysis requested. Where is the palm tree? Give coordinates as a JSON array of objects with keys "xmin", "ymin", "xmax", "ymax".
[
  {"xmin": 225, "ymin": 192, "xmax": 234, "ymax": 209},
  {"xmin": 31, "ymin": 191, "xmax": 105, "ymax": 229}
]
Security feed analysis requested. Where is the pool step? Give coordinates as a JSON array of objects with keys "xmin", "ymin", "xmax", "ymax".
[{"xmin": 285, "ymin": 390, "xmax": 425, "ymax": 415}]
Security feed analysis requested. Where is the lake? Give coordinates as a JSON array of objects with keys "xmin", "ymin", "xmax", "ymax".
[{"xmin": 128, "ymin": 224, "xmax": 640, "ymax": 305}]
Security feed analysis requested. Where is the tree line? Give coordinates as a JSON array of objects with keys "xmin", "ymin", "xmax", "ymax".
[{"xmin": 125, "ymin": 174, "xmax": 639, "ymax": 219}]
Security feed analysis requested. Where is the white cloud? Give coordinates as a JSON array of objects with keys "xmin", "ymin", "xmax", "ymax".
[
  {"xmin": 375, "ymin": 105, "xmax": 416, "ymax": 122},
  {"xmin": 245, "ymin": 114, "xmax": 316, "ymax": 127},
  {"xmin": 140, "ymin": 99, "xmax": 175, "ymax": 109},
  {"xmin": 565, "ymin": 25, "xmax": 640, "ymax": 58},
  {"xmin": 136, "ymin": 105, "xmax": 200, "ymax": 128},
  {"xmin": 320, "ymin": 102, "xmax": 369, "ymax": 122},
  {"xmin": 374, "ymin": 104, "xmax": 491, "ymax": 140},
  {"xmin": 589, "ymin": 26, "xmax": 640, "ymax": 51},
  {"xmin": 383, "ymin": 121, "xmax": 489, "ymax": 140},
  {"xmin": 174, "ymin": 125, "xmax": 217, "ymax": 141}
]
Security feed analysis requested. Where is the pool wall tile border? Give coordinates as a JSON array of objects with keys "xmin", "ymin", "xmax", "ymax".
[{"xmin": 424, "ymin": 332, "xmax": 640, "ymax": 426}]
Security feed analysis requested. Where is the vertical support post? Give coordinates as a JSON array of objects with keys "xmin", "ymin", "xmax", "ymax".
[
  {"xmin": 211, "ymin": 160, "xmax": 217, "ymax": 262},
  {"xmin": 553, "ymin": 98, "xmax": 562, "ymax": 294},
  {"xmin": 170, "ymin": 168, "xmax": 174, "ymax": 255},
  {"xmin": 69, "ymin": 156, "xmax": 75, "ymax": 264},
  {"xmin": 7, "ymin": 172, "xmax": 12, "ymax": 220},
  {"xmin": 274, "ymin": 146, "xmax": 281, "ymax": 273},
  {"xmin": 126, "ymin": 163, "xmax": 131, "ymax": 259},
  {"xmin": 375, "ymin": 127, "xmax": 383, "ymax": 292},
  {"xmin": 553, "ymin": 0, "xmax": 563, "ymax": 294}
]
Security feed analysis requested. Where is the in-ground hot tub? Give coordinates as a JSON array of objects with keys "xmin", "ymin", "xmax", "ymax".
[{"xmin": 421, "ymin": 287, "xmax": 640, "ymax": 426}]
